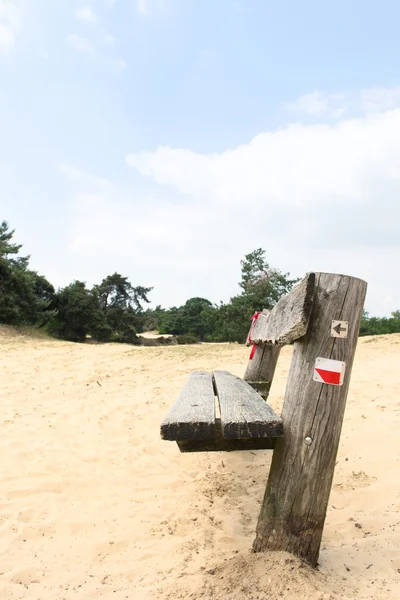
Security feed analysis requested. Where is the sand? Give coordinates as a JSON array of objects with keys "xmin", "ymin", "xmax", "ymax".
[{"xmin": 0, "ymin": 326, "xmax": 399, "ymax": 600}]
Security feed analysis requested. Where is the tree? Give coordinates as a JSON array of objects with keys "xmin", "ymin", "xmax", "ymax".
[
  {"xmin": 210, "ymin": 249, "xmax": 298, "ymax": 343},
  {"xmin": 0, "ymin": 220, "xmax": 23, "ymax": 258},
  {"xmin": 158, "ymin": 297, "xmax": 218, "ymax": 341},
  {"xmin": 46, "ymin": 273, "xmax": 153, "ymax": 345},
  {"xmin": 158, "ymin": 251, "xmax": 298, "ymax": 343},
  {"xmin": 95, "ymin": 273, "xmax": 152, "ymax": 312},
  {"xmin": 141, "ymin": 305, "xmax": 165, "ymax": 332},
  {"xmin": 93, "ymin": 273, "xmax": 153, "ymax": 343},
  {"xmin": 180, "ymin": 298, "xmax": 216, "ymax": 340},
  {"xmin": 359, "ymin": 309, "xmax": 400, "ymax": 336},
  {"xmin": 0, "ymin": 221, "xmax": 55, "ymax": 325},
  {"xmin": 48, "ymin": 281, "xmax": 104, "ymax": 342},
  {"xmin": 158, "ymin": 306, "xmax": 185, "ymax": 336},
  {"xmin": 93, "ymin": 273, "xmax": 153, "ymax": 341},
  {"xmin": 210, "ymin": 296, "xmax": 254, "ymax": 343},
  {"xmin": 240, "ymin": 248, "xmax": 298, "ymax": 308}
]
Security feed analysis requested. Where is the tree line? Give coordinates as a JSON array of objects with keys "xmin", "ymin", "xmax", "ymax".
[
  {"xmin": 1, "ymin": 221, "xmax": 398, "ymax": 344},
  {"xmin": 359, "ymin": 310, "xmax": 400, "ymax": 336}
]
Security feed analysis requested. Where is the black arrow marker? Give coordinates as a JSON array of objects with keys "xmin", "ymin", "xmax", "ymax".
[{"xmin": 333, "ymin": 322, "xmax": 346, "ymax": 335}]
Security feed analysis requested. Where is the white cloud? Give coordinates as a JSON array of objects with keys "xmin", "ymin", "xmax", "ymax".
[
  {"xmin": 285, "ymin": 90, "xmax": 347, "ymax": 118},
  {"xmin": 75, "ymin": 6, "xmax": 97, "ymax": 24},
  {"xmin": 0, "ymin": 1, "xmax": 21, "ymax": 54},
  {"xmin": 123, "ymin": 109, "xmax": 400, "ymax": 315},
  {"xmin": 65, "ymin": 34, "xmax": 126, "ymax": 70},
  {"xmin": 360, "ymin": 86, "xmax": 400, "ymax": 114},
  {"xmin": 126, "ymin": 112, "xmax": 400, "ymax": 219},
  {"xmin": 66, "ymin": 20, "xmax": 125, "ymax": 68},
  {"xmin": 66, "ymin": 34, "xmax": 95, "ymax": 55},
  {"xmin": 64, "ymin": 101, "xmax": 400, "ymax": 317},
  {"xmin": 287, "ymin": 85, "xmax": 400, "ymax": 119},
  {"xmin": 59, "ymin": 163, "xmax": 111, "ymax": 190},
  {"xmin": 286, "ymin": 90, "xmax": 328, "ymax": 116},
  {"xmin": 135, "ymin": 0, "xmax": 168, "ymax": 16}
]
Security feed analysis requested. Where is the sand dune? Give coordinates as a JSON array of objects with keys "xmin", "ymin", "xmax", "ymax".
[{"xmin": 0, "ymin": 326, "xmax": 399, "ymax": 599}]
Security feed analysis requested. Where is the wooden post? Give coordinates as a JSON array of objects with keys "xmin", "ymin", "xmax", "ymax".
[
  {"xmin": 253, "ymin": 273, "xmax": 367, "ymax": 567},
  {"xmin": 243, "ymin": 343, "xmax": 281, "ymax": 399}
]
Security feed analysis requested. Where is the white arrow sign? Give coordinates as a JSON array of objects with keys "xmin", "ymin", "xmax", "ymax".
[{"xmin": 331, "ymin": 320, "xmax": 348, "ymax": 338}]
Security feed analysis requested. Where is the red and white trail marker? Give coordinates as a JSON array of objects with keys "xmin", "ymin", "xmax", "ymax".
[{"xmin": 313, "ymin": 357, "xmax": 346, "ymax": 386}]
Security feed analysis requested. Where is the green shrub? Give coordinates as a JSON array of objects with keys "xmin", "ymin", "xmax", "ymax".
[{"xmin": 176, "ymin": 335, "xmax": 200, "ymax": 345}]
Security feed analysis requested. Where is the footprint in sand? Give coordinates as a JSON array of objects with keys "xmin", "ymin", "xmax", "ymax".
[
  {"xmin": 8, "ymin": 567, "xmax": 43, "ymax": 586},
  {"xmin": 8, "ymin": 483, "xmax": 63, "ymax": 499},
  {"xmin": 16, "ymin": 507, "xmax": 47, "ymax": 523},
  {"xmin": 334, "ymin": 470, "xmax": 377, "ymax": 492}
]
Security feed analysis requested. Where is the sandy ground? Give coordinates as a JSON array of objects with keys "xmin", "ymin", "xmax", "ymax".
[
  {"xmin": 0, "ymin": 327, "xmax": 399, "ymax": 600},
  {"xmin": 138, "ymin": 331, "xmax": 173, "ymax": 339}
]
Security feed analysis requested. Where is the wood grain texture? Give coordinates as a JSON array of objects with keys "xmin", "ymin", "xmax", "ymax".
[
  {"xmin": 160, "ymin": 371, "xmax": 216, "ymax": 441},
  {"xmin": 243, "ymin": 343, "xmax": 281, "ymax": 399},
  {"xmin": 252, "ymin": 273, "xmax": 367, "ymax": 566},
  {"xmin": 213, "ymin": 370, "xmax": 283, "ymax": 439},
  {"xmin": 250, "ymin": 273, "xmax": 315, "ymax": 345},
  {"xmin": 177, "ymin": 435, "xmax": 276, "ymax": 453}
]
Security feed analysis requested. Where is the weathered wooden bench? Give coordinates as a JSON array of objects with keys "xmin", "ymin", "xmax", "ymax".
[
  {"xmin": 160, "ymin": 272, "xmax": 367, "ymax": 567},
  {"xmin": 161, "ymin": 370, "xmax": 283, "ymax": 452},
  {"xmin": 161, "ymin": 272, "xmax": 315, "ymax": 453}
]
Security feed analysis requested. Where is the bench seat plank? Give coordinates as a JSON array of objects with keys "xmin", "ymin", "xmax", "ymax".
[
  {"xmin": 160, "ymin": 371, "xmax": 216, "ymax": 441},
  {"xmin": 213, "ymin": 370, "xmax": 283, "ymax": 439}
]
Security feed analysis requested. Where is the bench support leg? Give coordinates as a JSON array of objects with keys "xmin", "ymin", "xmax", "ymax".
[
  {"xmin": 244, "ymin": 343, "xmax": 281, "ymax": 399},
  {"xmin": 252, "ymin": 273, "xmax": 367, "ymax": 566}
]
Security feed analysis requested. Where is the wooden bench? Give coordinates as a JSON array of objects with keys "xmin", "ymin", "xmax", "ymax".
[
  {"xmin": 161, "ymin": 370, "xmax": 283, "ymax": 452},
  {"xmin": 159, "ymin": 272, "xmax": 367, "ymax": 567},
  {"xmin": 160, "ymin": 272, "xmax": 315, "ymax": 453}
]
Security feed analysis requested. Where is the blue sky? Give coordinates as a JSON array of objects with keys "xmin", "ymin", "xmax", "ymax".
[{"xmin": 1, "ymin": 0, "xmax": 399, "ymax": 316}]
